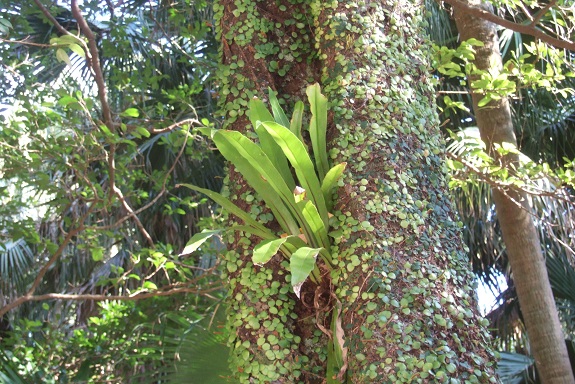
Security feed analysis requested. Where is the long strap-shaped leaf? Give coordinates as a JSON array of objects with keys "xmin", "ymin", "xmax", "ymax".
[
  {"xmin": 307, "ymin": 83, "xmax": 330, "ymax": 181},
  {"xmin": 268, "ymin": 88, "xmax": 291, "ymax": 128},
  {"xmin": 321, "ymin": 163, "xmax": 347, "ymax": 212},
  {"xmin": 178, "ymin": 184, "xmax": 275, "ymax": 241},
  {"xmin": 260, "ymin": 122, "xmax": 329, "ymax": 229},
  {"xmin": 298, "ymin": 200, "xmax": 329, "ymax": 249},
  {"xmin": 213, "ymin": 130, "xmax": 305, "ymax": 236},
  {"xmin": 290, "ymin": 101, "xmax": 305, "ymax": 143},
  {"xmin": 249, "ymin": 99, "xmax": 296, "ymax": 191},
  {"xmin": 247, "ymin": 98, "xmax": 274, "ymax": 123}
]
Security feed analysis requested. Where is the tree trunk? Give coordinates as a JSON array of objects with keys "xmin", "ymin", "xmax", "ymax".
[
  {"xmin": 215, "ymin": 0, "xmax": 496, "ymax": 381},
  {"xmin": 454, "ymin": 2, "xmax": 575, "ymax": 383}
]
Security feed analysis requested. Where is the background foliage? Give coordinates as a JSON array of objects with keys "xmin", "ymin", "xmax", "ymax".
[{"xmin": 1, "ymin": 0, "xmax": 228, "ymax": 381}]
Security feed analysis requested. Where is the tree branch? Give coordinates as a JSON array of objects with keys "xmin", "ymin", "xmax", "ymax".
[
  {"xmin": 150, "ymin": 118, "xmax": 199, "ymax": 134},
  {"xmin": 87, "ymin": 122, "xmax": 195, "ymax": 233},
  {"xmin": 70, "ymin": 0, "xmax": 119, "ymax": 208},
  {"xmin": 0, "ymin": 285, "xmax": 223, "ymax": 317},
  {"xmin": 35, "ymin": 286, "xmax": 223, "ymax": 301},
  {"xmin": 447, "ymin": 151, "xmax": 572, "ymax": 203},
  {"xmin": 70, "ymin": 0, "xmax": 113, "ymax": 128},
  {"xmin": 0, "ymin": 37, "xmax": 55, "ymax": 48},
  {"xmin": 32, "ymin": 0, "xmax": 72, "ymax": 37},
  {"xmin": 441, "ymin": 0, "xmax": 575, "ymax": 51}
]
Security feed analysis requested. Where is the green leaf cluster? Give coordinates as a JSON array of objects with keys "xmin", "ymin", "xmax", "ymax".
[
  {"xmin": 50, "ymin": 35, "xmax": 86, "ymax": 66},
  {"xmin": 446, "ymin": 127, "xmax": 575, "ymax": 193},
  {"xmin": 434, "ymin": 38, "xmax": 575, "ymax": 107},
  {"xmin": 0, "ymin": 17, "xmax": 12, "ymax": 34}
]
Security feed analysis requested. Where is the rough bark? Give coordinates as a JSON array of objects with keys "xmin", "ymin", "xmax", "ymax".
[
  {"xmin": 454, "ymin": 2, "xmax": 575, "ymax": 383},
  {"xmin": 214, "ymin": 0, "xmax": 496, "ymax": 382}
]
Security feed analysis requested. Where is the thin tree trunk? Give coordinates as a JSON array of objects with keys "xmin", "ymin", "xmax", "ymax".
[
  {"xmin": 454, "ymin": 2, "xmax": 575, "ymax": 383},
  {"xmin": 215, "ymin": 0, "xmax": 497, "ymax": 381}
]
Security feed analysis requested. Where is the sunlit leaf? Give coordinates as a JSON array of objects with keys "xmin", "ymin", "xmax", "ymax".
[
  {"xmin": 135, "ymin": 126, "xmax": 150, "ymax": 138},
  {"xmin": 261, "ymin": 121, "xmax": 329, "ymax": 233},
  {"xmin": 211, "ymin": 130, "xmax": 301, "ymax": 235},
  {"xmin": 121, "ymin": 108, "xmax": 140, "ymax": 118},
  {"xmin": 55, "ymin": 48, "xmax": 72, "ymax": 66},
  {"xmin": 290, "ymin": 247, "xmax": 321, "ymax": 298},
  {"xmin": 68, "ymin": 43, "xmax": 85, "ymax": 58},
  {"xmin": 290, "ymin": 101, "xmax": 305, "ymax": 142},
  {"xmin": 179, "ymin": 229, "xmax": 222, "ymax": 257},
  {"xmin": 298, "ymin": 199, "xmax": 329, "ymax": 250},
  {"xmin": 321, "ymin": 163, "xmax": 346, "ymax": 211},
  {"xmin": 91, "ymin": 247, "xmax": 104, "ymax": 261},
  {"xmin": 268, "ymin": 88, "xmax": 290, "ymax": 128},
  {"xmin": 143, "ymin": 281, "xmax": 158, "ymax": 290},
  {"xmin": 253, "ymin": 237, "xmax": 290, "ymax": 265},
  {"xmin": 249, "ymin": 98, "xmax": 296, "ymax": 190}
]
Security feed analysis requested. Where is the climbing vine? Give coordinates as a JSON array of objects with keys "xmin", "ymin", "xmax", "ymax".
[{"xmin": 211, "ymin": 0, "xmax": 498, "ymax": 381}]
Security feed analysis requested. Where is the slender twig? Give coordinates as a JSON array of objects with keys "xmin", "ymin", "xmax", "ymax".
[
  {"xmin": 69, "ymin": 0, "xmax": 167, "ymax": 247},
  {"xmin": 112, "ymin": 185, "xmax": 155, "ymax": 247},
  {"xmin": 150, "ymin": 118, "xmax": 199, "ymax": 134},
  {"xmin": 1, "ymin": 265, "xmax": 223, "ymax": 317},
  {"xmin": 146, "ymin": 12, "xmax": 201, "ymax": 64},
  {"xmin": 517, "ymin": 2, "xmax": 534, "ymax": 23},
  {"xmin": 530, "ymin": 0, "xmax": 557, "ymax": 27},
  {"xmin": 26, "ymin": 206, "xmax": 94, "ymax": 298},
  {"xmin": 207, "ymin": 303, "xmax": 222, "ymax": 329},
  {"xmin": 70, "ymin": 0, "xmax": 118, "ymax": 208},
  {"xmin": 70, "ymin": 0, "xmax": 112, "ymax": 127},
  {"xmin": 437, "ymin": 90, "xmax": 470, "ymax": 94},
  {"xmin": 441, "ymin": 0, "xmax": 575, "ymax": 51},
  {"xmin": 0, "ymin": 37, "xmax": 57, "ymax": 47},
  {"xmin": 105, "ymin": 0, "xmax": 115, "ymax": 15},
  {"xmin": 546, "ymin": 225, "xmax": 575, "ymax": 258}
]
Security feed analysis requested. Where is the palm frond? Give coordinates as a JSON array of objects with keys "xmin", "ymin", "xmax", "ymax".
[
  {"xmin": 546, "ymin": 247, "xmax": 575, "ymax": 304},
  {"xmin": 497, "ymin": 352, "xmax": 535, "ymax": 384},
  {"xmin": 513, "ymin": 83, "xmax": 575, "ymax": 165},
  {"xmin": 0, "ymin": 350, "xmax": 28, "ymax": 384},
  {"xmin": 166, "ymin": 304, "xmax": 231, "ymax": 383},
  {"xmin": 0, "ymin": 238, "xmax": 34, "ymax": 301},
  {"xmin": 424, "ymin": 0, "xmax": 457, "ymax": 46}
]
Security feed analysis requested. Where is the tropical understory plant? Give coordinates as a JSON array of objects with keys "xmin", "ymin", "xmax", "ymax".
[{"xmin": 180, "ymin": 83, "xmax": 349, "ymax": 381}]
